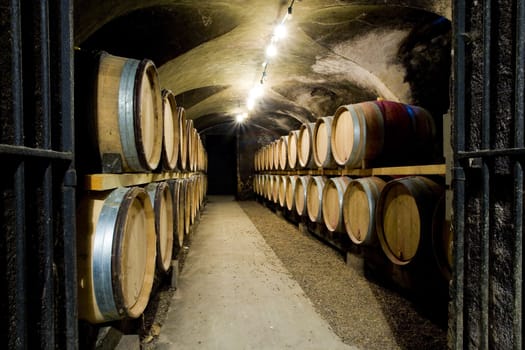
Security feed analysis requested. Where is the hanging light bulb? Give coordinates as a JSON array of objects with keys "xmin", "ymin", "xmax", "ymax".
[
  {"xmin": 265, "ymin": 43, "xmax": 278, "ymax": 58},
  {"xmin": 274, "ymin": 24, "xmax": 287, "ymax": 41},
  {"xmin": 236, "ymin": 113, "xmax": 248, "ymax": 123},
  {"xmin": 250, "ymin": 84, "xmax": 264, "ymax": 99}
]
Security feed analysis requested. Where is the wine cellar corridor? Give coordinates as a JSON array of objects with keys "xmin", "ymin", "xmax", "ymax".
[{"xmin": 1, "ymin": 0, "xmax": 524, "ymax": 349}]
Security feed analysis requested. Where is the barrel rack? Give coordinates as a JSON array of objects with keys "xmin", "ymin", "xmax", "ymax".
[{"xmin": 84, "ymin": 171, "xmax": 203, "ymax": 191}]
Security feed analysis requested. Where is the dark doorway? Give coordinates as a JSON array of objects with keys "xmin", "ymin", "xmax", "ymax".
[{"xmin": 205, "ymin": 134, "xmax": 237, "ymax": 195}]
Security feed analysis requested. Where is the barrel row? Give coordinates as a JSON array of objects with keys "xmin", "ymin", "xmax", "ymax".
[
  {"xmin": 76, "ymin": 173, "xmax": 207, "ymax": 324},
  {"xmin": 254, "ymin": 100, "xmax": 435, "ymax": 171},
  {"xmin": 94, "ymin": 51, "xmax": 207, "ymax": 173},
  {"xmin": 253, "ymin": 174, "xmax": 452, "ymax": 280}
]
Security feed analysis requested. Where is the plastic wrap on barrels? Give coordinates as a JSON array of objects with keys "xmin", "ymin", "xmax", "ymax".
[
  {"xmin": 306, "ymin": 176, "xmax": 328, "ymax": 223},
  {"xmin": 343, "ymin": 176, "xmax": 386, "ymax": 246},
  {"xmin": 322, "ymin": 176, "xmax": 352, "ymax": 232},
  {"xmin": 145, "ymin": 182, "xmax": 174, "ymax": 273},
  {"xmin": 294, "ymin": 175, "xmax": 311, "ymax": 216},
  {"xmin": 160, "ymin": 89, "xmax": 180, "ymax": 171},
  {"xmin": 375, "ymin": 176, "xmax": 444, "ymax": 266},
  {"xmin": 285, "ymin": 175, "xmax": 299, "ymax": 212},
  {"xmin": 313, "ymin": 116, "xmax": 337, "ymax": 168},
  {"xmin": 298, "ymin": 122, "xmax": 317, "ymax": 169},
  {"xmin": 77, "ymin": 187, "xmax": 156, "ymax": 323},
  {"xmin": 287, "ymin": 130, "xmax": 300, "ymax": 170},
  {"xmin": 95, "ymin": 52, "xmax": 163, "ymax": 172},
  {"xmin": 331, "ymin": 101, "xmax": 436, "ymax": 168}
]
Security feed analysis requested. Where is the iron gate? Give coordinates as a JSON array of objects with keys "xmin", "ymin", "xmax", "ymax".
[
  {"xmin": 451, "ymin": 0, "xmax": 524, "ymax": 348},
  {"xmin": 0, "ymin": 1, "xmax": 77, "ymax": 349}
]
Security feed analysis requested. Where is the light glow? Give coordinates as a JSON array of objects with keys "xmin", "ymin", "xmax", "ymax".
[
  {"xmin": 265, "ymin": 44, "xmax": 277, "ymax": 58},
  {"xmin": 236, "ymin": 113, "xmax": 248, "ymax": 123},
  {"xmin": 274, "ymin": 24, "xmax": 287, "ymax": 41},
  {"xmin": 246, "ymin": 97, "xmax": 255, "ymax": 111}
]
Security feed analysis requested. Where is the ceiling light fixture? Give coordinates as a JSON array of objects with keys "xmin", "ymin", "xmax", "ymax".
[{"xmin": 243, "ymin": 0, "xmax": 297, "ymax": 116}]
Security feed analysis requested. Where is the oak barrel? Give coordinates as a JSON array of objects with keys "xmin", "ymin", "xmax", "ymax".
[
  {"xmin": 331, "ymin": 101, "xmax": 436, "ymax": 168},
  {"xmin": 285, "ymin": 175, "xmax": 299, "ymax": 212},
  {"xmin": 287, "ymin": 130, "xmax": 300, "ymax": 170},
  {"xmin": 298, "ymin": 122, "xmax": 316, "ymax": 169},
  {"xmin": 294, "ymin": 175, "xmax": 311, "ymax": 216},
  {"xmin": 343, "ymin": 176, "xmax": 386, "ymax": 245},
  {"xmin": 306, "ymin": 176, "xmax": 328, "ymax": 223},
  {"xmin": 145, "ymin": 182, "xmax": 174, "ymax": 273},
  {"xmin": 313, "ymin": 116, "xmax": 337, "ymax": 168},
  {"xmin": 278, "ymin": 175, "xmax": 288, "ymax": 207},
  {"xmin": 177, "ymin": 107, "xmax": 188, "ymax": 171},
  {"xmin": 96, "ymin": 52, "xmax": 163, "ymax": 172},
  {"xmin": 376, "ymin": 176, "xmax": 443, "ymax": 265},
  {"xmin": 77, "ymin": 187, "xmax": 156, "ymax": 323},
  {"xmin": 278, "ymin": 135, "xmax": 289, "ymax": 170},
  {"xmin": 160, "ymin": 89, "xmax": 180, "ymax": 170},
  {"xmin": 322, "ymin": 176, "xmax": 352, "ymax": 232}
]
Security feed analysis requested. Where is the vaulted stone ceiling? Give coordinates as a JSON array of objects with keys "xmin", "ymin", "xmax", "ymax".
[{"xmin": 74, "ymin": 0, "xmax": 451, "ymax": 136}]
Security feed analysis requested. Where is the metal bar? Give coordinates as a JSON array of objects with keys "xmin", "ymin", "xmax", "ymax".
[
  {"xmin": 457, "ymin": 148, "xmax": 525, "ymax": 158},
  {"xmin": 514, "ymin": 161, "xmax": 523, "ymax": 350},
  {"xmin": 480, "ymin": 1, "xmax": 492, "ymax": 348},
  {"xmin": 452, "ymin": 0, "xmax": 467, "ymax": 347},
  {"xmin": 513, "ymin": 1, "xmax": 525, "ymax": 346},
  {"xmin": 9, "ymin": 1, "xmax": 28, "ymax": 348},
  {"xmin": 37, "ymin": 1, "xmax": 54, "ymax": 346},
  {"xmin": 0, "ymin": 144, "xmax": 73, "ymax": 160},
  {"xmin": 39, "ymin": 0, "xmax": 51, "ymax": 150},
  {"xmin": 41, "ymin": 164, "xmax": 54, "ymax": 349},
  {"xmin": 58, "ymin": 0, "xmax": 77, "ymax": 347}
]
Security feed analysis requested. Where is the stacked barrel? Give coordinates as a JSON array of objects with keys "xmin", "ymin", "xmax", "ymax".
[
  {"xmin": 253, "ymin": 100, "xmax": 451, "ymax": 292},
  {"xmin": 75, "ymin": 52, "xmax": 207, "ymax": 324}
]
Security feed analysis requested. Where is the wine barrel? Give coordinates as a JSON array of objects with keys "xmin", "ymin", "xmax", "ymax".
[
  {"xmin": 264, "ymin": 175, "xmax": 273, "ymax": 200},
  {"xmin": 287, "ymin": 130, "xmax": 300, "ymax": 170},
  {"xmin": 262, "ymin": 145, "xmax": 269, "ymax": 171},
  {"xmin": 160, "ymin": 89, "xmax": 180, "ymax": 170},
  {"xmin": 331, "ymin": 101, "xmax": 436, "ymax": 168},
  {"xmin": 294, "ymin": 175, "xmax": 311, "ymax": 216},
  {"xmin": 96, "ymin": 52, "xmax": 163, "ymax": 172},
  {"xmin": 343, "ymin": 176, "xmax": 386, "ymax": 245},
  {"xmin": 331, "ymin": 102, "xmax": 383, "ymax": 168},
  {"xmin": 306, "ymin": 176, "xmax": 328, "ymax": 223},
  {"xmin": 254, "ymin": 149, "xmax": 260, "ymax": 172},
  {"xmin": 376, "ymin": 176, "xmax": 443, "ymax": 265},
  {"xmin": 77, "ymin": 187, "xmax": 156, "ymax": 323},
  {"xmin": 322, "ymin": 176, "xmax": 352, "ymax": 232},
  {"xmin": 285, "ymin": 175, "xmax": 299, "ymax": 212},
  {"xmin": 184, "ymin": 119, "xmax": 195, "ymax": 172},
  {"xmin": 313, "ymin": 116, "xmax": 337, "ymax": 168},
  {"xmin": 271, "ymin": 174, "xmax": 281, "ymax": 204},
  {"xmin": 432, "ymin": 195, "xmax": 453, "ymax": 280},
  {"xmin": 145, "ymin": 182, "xmax": 174, "ymax": 273},
  {"xmin": 177, "ymin": 107, "xmax": 188, "ymax": 171},
  {"xmin": 168, "ymin": 179, "xmax": 184, "ymax": 252},
  {"xmin": 278, "ymin": 175, "xmax": 288, "ymax": 207},
  {"xmin": 278, "ymin": 135, "xmax": 289, "ymax": 170},
  {"xmin": 272, "ymin": 140, "xmax": 280, "ymax": 171},
  {"xmin": 298, "ymin": 122, "xmax": 316, "ymax": 169}
]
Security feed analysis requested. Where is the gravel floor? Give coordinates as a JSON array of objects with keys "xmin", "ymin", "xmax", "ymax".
[{"xmin": 240, "ymin": 200, "xmax": 448, "ymax": 350}]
